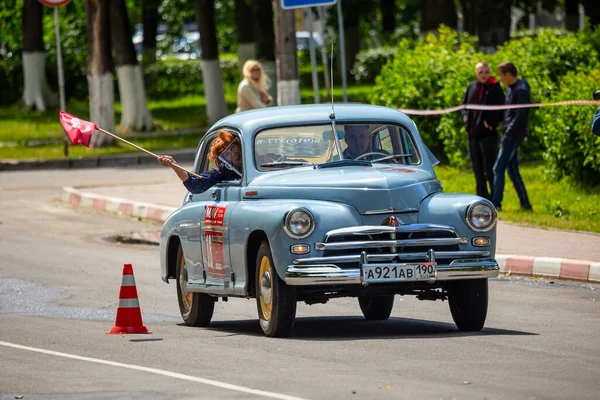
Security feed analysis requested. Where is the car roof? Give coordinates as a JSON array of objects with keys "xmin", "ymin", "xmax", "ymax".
[{"xmin": 210, "ymin": 104, "xmax": 415, "ymax": 138}]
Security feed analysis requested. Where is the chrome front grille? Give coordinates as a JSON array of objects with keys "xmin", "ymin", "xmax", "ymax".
[{"xmin": 294, "ymin": 224, "xmax": 490, "ymax": 266}]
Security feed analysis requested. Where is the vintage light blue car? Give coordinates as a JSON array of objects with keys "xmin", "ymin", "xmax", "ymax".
[{"xmin": 160, "ymin": 104, "xmax": 499, "ymax": 337}]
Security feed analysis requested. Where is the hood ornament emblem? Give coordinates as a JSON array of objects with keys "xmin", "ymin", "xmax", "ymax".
[{"xmin": 382, "ymin": 216, "xmax": 402, "ymax": 227}]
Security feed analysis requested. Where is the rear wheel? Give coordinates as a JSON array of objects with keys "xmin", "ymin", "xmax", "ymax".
[
  {"xmin": 255, "ymin": 241, "xmax": 297, "ymax": 337},
  {"xmin": 358, "ymin": 295, "xmax": 395, "ymax": 320},
  {"xmin": 176, "ymin": 244, "xmax": 215, "ymax": 327},
  {"xmin": 447, "ymin": 279, "xmax": 488, "ymax": 332}
]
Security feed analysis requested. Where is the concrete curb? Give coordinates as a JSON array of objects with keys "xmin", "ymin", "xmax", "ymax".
[
  {"xmin": 61, "ymin": 186, "xmax": 600, "ymax": 284},
  {"xmin": 61, "ymin": 186, "xmax": 176, "ymax": 223},
  {"xmin": 0, "ymin": 148, "xmax": 196, "ymax": 172}
]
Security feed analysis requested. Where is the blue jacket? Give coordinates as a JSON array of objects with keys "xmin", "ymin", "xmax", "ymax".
[
  {"xmin": 593, "ymin": 107, "xmax": 600, "ymax": 136},
  {"xmin": 183, "ymin": 164, "xmax": 239, "ymax": 194},
  {"xmin": 503, "ymin": 79, "xmax": 530, "ymax": 142}
]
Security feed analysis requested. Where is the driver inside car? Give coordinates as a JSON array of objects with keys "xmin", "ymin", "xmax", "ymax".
[{"xmin": 343, "ymin": 124, "xmax": 373, "ymax": 160}]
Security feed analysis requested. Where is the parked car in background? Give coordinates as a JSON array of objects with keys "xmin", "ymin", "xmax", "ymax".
[{"xmin": 159, "ymin": 104, "xmax": 499, "ymax": 337}]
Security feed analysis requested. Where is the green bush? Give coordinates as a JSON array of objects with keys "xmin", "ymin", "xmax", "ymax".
[
  {"xmin": 0, "ymin": 60, "xmax": 23, "ymax": 106},
  {"xmin": 539, "ymin": 69, "xmax": 600, "ymax": 185},
  {"xmin": 371, "ymin": 27, "xmax": 479, "ymax": 159},
  {"xmin": 373, "ymin": 27, "xmax": 600, "ymax": 174},
  {"xmin": 351, "ymin": 46, "xmax": 397, "ymax": 84},
  {"xmin": 144, "ymin": 58, "xmax": 241, "ymax": 100}
]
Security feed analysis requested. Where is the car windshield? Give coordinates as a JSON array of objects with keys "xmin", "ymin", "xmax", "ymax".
[{"xmin": 254, "ymin": 123, "xmax": 420, "ymax": 171}]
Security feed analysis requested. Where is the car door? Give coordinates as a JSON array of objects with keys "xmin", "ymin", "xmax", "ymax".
[{"xmin": 195, "ymin": 131, "xmax": 244, "ymax": 291}]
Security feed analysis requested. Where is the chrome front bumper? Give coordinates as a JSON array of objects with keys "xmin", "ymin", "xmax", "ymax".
[{"xmin": 284, "ymin": 257, "xmax": 499, "ymax": 286}]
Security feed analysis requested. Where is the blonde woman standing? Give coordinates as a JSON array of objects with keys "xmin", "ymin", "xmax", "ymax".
[{"xmin": 236, "ymin": 60, "xmax": 273, "ymax": 112}]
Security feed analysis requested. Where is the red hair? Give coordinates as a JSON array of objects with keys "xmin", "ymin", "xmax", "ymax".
[{"xmin": 209, "ymin": 130, "xmax": 238, "ymax": 163}]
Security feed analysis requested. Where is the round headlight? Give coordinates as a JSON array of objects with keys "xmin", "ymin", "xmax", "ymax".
[
  {"xmin": 466, "ymin": 202, "xmax": 496, "ymax": 232},
  {"xmin": 284, "ymin": 208, "xmax": 315, "ymax": 239}
]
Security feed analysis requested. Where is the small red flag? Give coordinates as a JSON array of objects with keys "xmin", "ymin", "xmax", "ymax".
[{"xmin": 59, "ymin": 110, "xmax": 97, "ymax": 147}]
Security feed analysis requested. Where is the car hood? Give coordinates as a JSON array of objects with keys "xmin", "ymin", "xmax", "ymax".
[{"xmin": 247, "ymin": 165, "xmax": 441, "ymax": 213}]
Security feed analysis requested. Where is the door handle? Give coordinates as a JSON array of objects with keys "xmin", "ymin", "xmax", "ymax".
[{"xmin": 210, "ymin": 190, "xmax": 218, "ymax": 199}]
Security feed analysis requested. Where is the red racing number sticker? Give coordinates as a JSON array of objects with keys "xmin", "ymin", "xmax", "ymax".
[
  {"xmin": 204, "ymin": 205, "xmax": 226, "ymax": 226},
  {"xmin": 203, "ymin": 205, "xmax": 227, "ymax": 277}
]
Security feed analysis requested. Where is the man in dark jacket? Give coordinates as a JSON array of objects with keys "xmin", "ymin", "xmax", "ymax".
[
  {"xmin": 492, "ymin": 62, "xmax": 533, "ymax": 211},
  {"xmin": 462, "ymin": 62, "xmax": 505, "ymax": 200},
  {"xmin": 593, "ymin": 107, "xmax": 600, "ymax": 135}
]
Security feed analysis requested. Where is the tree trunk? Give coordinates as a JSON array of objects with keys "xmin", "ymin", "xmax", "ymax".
[
  {"xmin": 273, "ymin": 0, "xmax": 299, "ymax": 105},
  {"xmin": 460, "ymin": 0, "xmax": 477, "ymax": 35},
  {"xmin": 235, "ymin": 0, "xmax": 256, "ymax": 73},
  {"xmin": 565, "ymin": 0, "xmax": 579, "ymax": 31},
  {"xmin": 110, "ymin": 0, "xmax": 153, "ymax": 131},
  {"xmin": 379, "ymin": 0, "xmax": 396, "ymax": 38},
  {"xmin": 254, "ymin": 0, "xmax": 277, "ymax": 105},
  {"xmin": 86, "ymin": 0, "xmax": 115, "ymax": 147},
  {"xmin": 582, "ymin": 0, "xmax": 600, "ymax": 27},
  {"xmin": 420, "ymin": 0, "xmax": 458, "ymax": 33},
  {"xmin": 196, "ymin": 0, "xmax": 228, "ymax": 123},
  {"xmin": 142, "ymin": 0, "xmax": 159, "ymax": 65},
  {"xmin": 22, "ymin": 0, "xmax": 57, "ymax": 112},
  {"xmin": 342, "ymin": 0, "xmax": 361, "ymax": 81},
  {"xmin": 475, "ymin": 0, "xmax": 512, "ymax": 53}
]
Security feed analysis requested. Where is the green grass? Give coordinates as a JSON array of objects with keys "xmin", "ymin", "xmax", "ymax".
[
  {"xmin": 436, "ymin": 163, "xmax": 600, "ymax": 233},
  {"xmin": 0, "ymin": 134, "xmax": 203, "ymax": 160}
]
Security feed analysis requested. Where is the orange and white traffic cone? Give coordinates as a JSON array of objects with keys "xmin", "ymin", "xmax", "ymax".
[{"xmin": 108, "ymin": 264, "xmax": 150, "ymax": 334}]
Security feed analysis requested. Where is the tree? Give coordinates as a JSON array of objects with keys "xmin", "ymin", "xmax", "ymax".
[
  {"xmin": 85, "ymin": 0, "xmax": 115, "ymax": 147},
  {"xmin": 459, "ymin": 0, "xmax": 476, "ymax": 35},
  {"xmin": 420, "ymin": 0, "xmax": 457, "ymax": 33},
  {"xmin": 110, "ymin": 0, "xmax": 153, "ymax": 131},
  {"xmin": 235, "ymin": 0, "xmax": 255, "ymax": 70},
  {"xmin": 196, "ymin": 0, "xmax": 228, "ymax": 123},
  {"xmin": 475, "ymin": 0, "xmax": 512, "ymax": 53},
  {"xmin": 273, "ymin": 0, "xmax": 299, "ymax": 105},
  {"xmin": 22, "ymin": 0, "xmax": 57, "ymax": 112},
  {"xmin": 380, "ymin": 0, "xmax": 396, "ymax": 38},
  {"xmin": 582, "ymin": 0, "xmax": 600, "ymax": 27},
  {"xmin": 253, "ymin": 0, "xmax": 277, "ymax": 104},
  {"xmin": 142, "ymin": 0, "xmax": 160, "ymax": 64}
]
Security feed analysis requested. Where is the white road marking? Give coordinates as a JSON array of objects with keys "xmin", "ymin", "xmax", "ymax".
[{"xmin": 0, "ymin": 341, "xmax": 308, "ymax": 400}]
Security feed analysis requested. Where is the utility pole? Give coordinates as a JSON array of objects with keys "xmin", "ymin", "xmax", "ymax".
[{"xmin": 274, "ymin": 0, "xmax": 300, "ymax": 105}]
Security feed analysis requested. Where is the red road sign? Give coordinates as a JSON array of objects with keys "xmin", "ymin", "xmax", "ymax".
[{"xmin": 38, "ymin": 0, "xmax": 72, "ymax": 7}]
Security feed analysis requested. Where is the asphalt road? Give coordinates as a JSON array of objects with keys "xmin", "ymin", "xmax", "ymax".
[{"xmin": 1, "ymin": 168, "xmax": 599, "ymax": 400}]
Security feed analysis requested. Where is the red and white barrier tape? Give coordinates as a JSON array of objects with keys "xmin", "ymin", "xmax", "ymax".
[{"xmin": 398, "ymin": 100, "xmax": 600, "ymax": 116}]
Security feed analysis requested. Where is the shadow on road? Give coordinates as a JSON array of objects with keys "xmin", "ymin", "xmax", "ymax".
[{"xmin": 201, "ymin": 316, "xmax": 537, "ymax": 340}]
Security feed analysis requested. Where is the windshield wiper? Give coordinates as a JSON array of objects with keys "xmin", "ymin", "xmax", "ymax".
[
  {"xmin": 317, "ymin": 159, "xmax": 372, "ymax": 169},
  {"xmin": 372, "ymin": 154, "xmax": 413, "ymax": 163},
  {"xmin": 260, "ymin": 161, "xmax": 312, "ymax": 168}
]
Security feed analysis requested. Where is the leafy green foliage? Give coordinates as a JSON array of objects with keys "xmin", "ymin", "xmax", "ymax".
[
  {"xmin": 372, "ymin": 27, "xmax": 600, "ymax": 186},
  {"xmin": 351, "ymin": 46, "xmax": 397, "ymax": 84},
  {"xmin": 144, "ymin": 58, "xmax": 240, "ymax": 99},
  {"xmin": 539, "ymin": 69, "xmax": 600, "ymax": 185}
]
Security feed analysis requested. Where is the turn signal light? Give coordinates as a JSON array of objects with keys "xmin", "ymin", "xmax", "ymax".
[
  {"xmin": 291, "ymin": 244, "xmax": 310, "ymax": 254},
  {"xmin": 472, "ymin": 237, "xmax": 491, "ymax": 247}
]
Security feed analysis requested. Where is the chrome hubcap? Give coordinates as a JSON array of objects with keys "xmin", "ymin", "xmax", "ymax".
[{"xmin": 260, "ymin": 271, "xmax": 272, "ymax": 306}]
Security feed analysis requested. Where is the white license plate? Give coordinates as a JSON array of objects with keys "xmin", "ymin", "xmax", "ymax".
[{"xmin": 362, "ymin": 262, "xmax": 437, "ymax": 283}]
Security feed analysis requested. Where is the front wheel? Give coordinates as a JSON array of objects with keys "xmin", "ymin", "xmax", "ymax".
[
  {"xmin": 358, "ymin": 295, "xmax": 395, "ymax": 320},
  {"xmin": 447, "ymin": 279, "xmax": 488, "ymax": 332},
  {"xmin": 176, "ymin": 244, "xmax": 215, "ymax": 327},
  {"xmin": 255, "ymin": 241, "xmax": 297, "ymax": 337}
]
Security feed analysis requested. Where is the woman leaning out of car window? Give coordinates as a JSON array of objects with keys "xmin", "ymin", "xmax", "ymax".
[{"xmin": 157, "ymin": 130, "xmax": 242, "ymax": 194}]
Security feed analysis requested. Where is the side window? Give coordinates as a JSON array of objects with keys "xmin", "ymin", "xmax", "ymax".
[
  {"xmin": 199, "ymin": 136, "xmax": 217, "ymax": 173},
  {"xmin": 398, "ymin": 127, "xmax": 419, "ymax": 165},
  {"xmin": 198, "ymin": 132, "xmax": 244, "ymax": 180},
  {"xmin": 373, "ymin": 128, "xmax": 393, "ymax": 153}
]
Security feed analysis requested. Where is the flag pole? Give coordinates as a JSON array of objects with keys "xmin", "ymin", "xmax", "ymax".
[{"xmin": 96, "ymin": 128, "xmax": 203, "ymax": 179}]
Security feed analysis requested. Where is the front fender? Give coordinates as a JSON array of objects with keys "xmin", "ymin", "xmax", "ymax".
[
  {"xmin": 229, "ymin": 200, "xmax": 362, "ymax": 280},
  {"xmin": 418, "ymin": 193, "xmax": 497, "ymax": 256}
]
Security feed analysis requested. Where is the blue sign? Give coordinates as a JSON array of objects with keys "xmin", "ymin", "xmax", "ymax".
[{"xmin": 281, "ymin": 0, "xmax": 337, "ymax": 9}]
